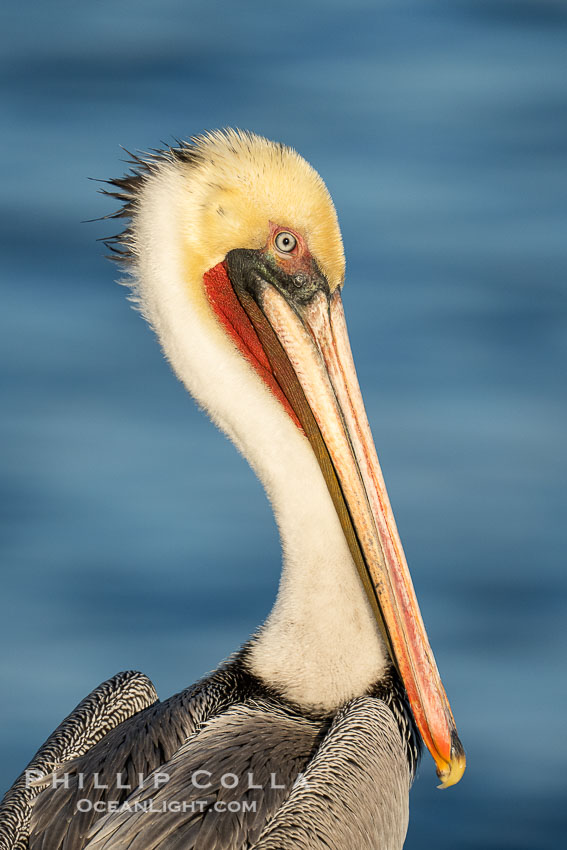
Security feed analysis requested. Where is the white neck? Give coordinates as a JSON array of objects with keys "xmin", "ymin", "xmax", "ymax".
[
  {"xmin": 248, "ymin": 445, "xmax": 389, "ymax": 712},
  {"xmin": 130, "ymin": 171, "xmax": 389, "ymax": 713}
]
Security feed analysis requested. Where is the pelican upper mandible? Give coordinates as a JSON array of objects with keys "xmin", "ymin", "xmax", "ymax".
[{"xmin": 0, "ymin": 129, "xmax": 465, "ymax": 850}]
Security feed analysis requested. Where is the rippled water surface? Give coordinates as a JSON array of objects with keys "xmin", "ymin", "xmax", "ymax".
[{"xmin": 1, "ymin": 2, "xmax": 566, "ymax": 848}]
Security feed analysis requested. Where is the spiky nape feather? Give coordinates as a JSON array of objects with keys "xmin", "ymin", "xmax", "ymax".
[{"xmin": 100, "ymin": 139, "xmax": 199, "ymax": 264}]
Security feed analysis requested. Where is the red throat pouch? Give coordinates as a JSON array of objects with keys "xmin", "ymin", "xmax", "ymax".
[{"xmin": 203, "ymin": 261, "xmax": 302, "ymax": 431}]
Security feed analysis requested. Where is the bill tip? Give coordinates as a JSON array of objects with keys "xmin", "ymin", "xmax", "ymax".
[{"xmin": 436, "ymin": 734, "xmax": 466, "ymax": 789}]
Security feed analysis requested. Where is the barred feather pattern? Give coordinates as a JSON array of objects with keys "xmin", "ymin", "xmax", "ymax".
[
  {"xmin": 83, "ymin": 698, "xmax": 325, "ymax": 850},
  {"xmin": 253, "ymin": 698, "xmax": 411, "ymax": 850},
  {"xmin": 27, "ymin": 659, "xmax": 263, "ymax": 850},
  {"xmin": 0, "ymin": 672, "xmax": 158, "ymax": 850},
  {"xmin": 367, "ymin": 667, "xmax": 422, "ymax": 779}
]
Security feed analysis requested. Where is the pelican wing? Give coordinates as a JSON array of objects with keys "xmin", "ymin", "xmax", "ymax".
[
  {"xmin": 13, "ymin": 664, "xmax": 250, "ymax": 850},
  {"xmin": 0, "ymin": 672, "xmax": 157, "ymax": 850}
]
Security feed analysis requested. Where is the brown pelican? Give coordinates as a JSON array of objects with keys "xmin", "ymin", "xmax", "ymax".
[{"xmin": 0, "ymin": 130, "xmax": 465, "ymax": 850}]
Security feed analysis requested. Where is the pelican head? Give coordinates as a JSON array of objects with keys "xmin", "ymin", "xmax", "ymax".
[{"xmin": 105, "ymin": 129, "xmax": 465, "ymax": 788}]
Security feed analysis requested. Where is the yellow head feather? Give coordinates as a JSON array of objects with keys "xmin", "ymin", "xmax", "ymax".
[{"xmin": 173, "ymin": 130, "xmax": 345, "ymax": 297}]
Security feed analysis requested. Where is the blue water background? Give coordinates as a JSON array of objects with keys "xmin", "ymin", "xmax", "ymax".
[{"xmin": 1, "ymin": 1, "xmax": 566, "ymax": 847}]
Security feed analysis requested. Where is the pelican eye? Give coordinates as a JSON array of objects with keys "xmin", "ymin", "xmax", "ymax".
[{"xmin": 274, "ymin": 231, "xmax": 297, "ymax": 253}]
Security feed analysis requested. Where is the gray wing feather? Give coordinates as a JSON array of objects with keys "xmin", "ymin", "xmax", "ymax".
[
  {"xmin": 0, "ymin": 672, "xmax": 158, "ymax": 850},
  {"xmin": 27, "ymin": 665, "xmax": 250, "ymax": 850},
  {"xmin": 254, "ymin": 697, "xmax": 410, "ymax": 850},
  {"xmin": 84, "ymin": 699, "xmax": 324, "ymax": 850}
]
